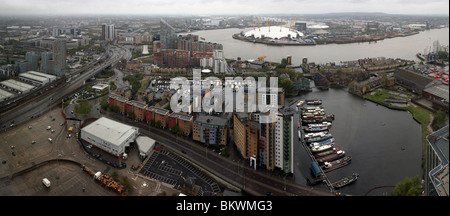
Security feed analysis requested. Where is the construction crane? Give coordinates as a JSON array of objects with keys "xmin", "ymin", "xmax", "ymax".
[{"xmin": 250, "ymin": 18, "xmax": 255, "ymax": 30}]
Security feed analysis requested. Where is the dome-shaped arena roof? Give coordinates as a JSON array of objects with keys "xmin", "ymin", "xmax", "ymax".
[{"xmin": 244, "ymin": 26, "xmax": 303, "ymax": 39}]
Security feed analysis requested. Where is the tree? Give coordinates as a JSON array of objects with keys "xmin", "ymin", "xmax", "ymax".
[
  {"xmin": 171, "ymin": 125, "xmax": 180, "ymax": 135},
  {"xmin": 437, "ymin": 51, "xmax": 449, "ymax": 61},
  {"xmin": 280, "ymin": 78, "xmax": 293, "ymax": 93},
  {"xmin": 111, "ymin": 170, "xmax": 119, "ymax": 181},
  {"xmin": 109, "ymin": 81, "xmax": 117, "ymax": 90},
  {"xmin": 100, "ymin": 98, "xmax": 109, "ymax": 110},
  {"xmin": 121, "ymin": 176, "xmax": 133, "ymax": 193},
  {"xmin": 156, "ymin": 120, "xmax": 162, "ymax": 128},
  {"xmin": 128, "ymin": 112, "xmax": 136, "ymax": 120},
  {"xmin": 392, "ymin": 176, "xmax": 422, "ymax": 196},
  {"xmin": 74, "ymin": 99, "xmax": 92, "ymax": 115}
]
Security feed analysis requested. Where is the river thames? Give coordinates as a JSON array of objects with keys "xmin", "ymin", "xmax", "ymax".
[
  {"xmin": 189, "ymin": 27, "xmax": 449, "ymax": 65},
  {"xmin": 186, "ymin": 27, "xmax": 448, "ymax": 195}
]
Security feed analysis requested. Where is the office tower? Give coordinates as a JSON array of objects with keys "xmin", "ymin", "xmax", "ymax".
[
  {"xmin": 40, "ymin": 52, "xmax": 54, "ymax": 74},
  {"xmin": 102, "ymin": 24, "xmax": 115, "ymax": 41},
  {"xmin": 258, "ymin": 107, "xmax": 295, "ymax": 174},
  {"xmin": 160, "ymin": 19, "xmax": 177, "ymax": 49},
  {"xmin": 295, "ymin": 22, "xmax": 307, "ymax": 32},
  {"xmin": 15, "ymin": 61, "xmax": 28, "ymax": 73},
  {"xmin": 52, "ymin": 39, "xmax": 66, "ymax": 76},
  {"xmin": 25, "ymin": 51, "xmax": 38, "ymax": 71}
]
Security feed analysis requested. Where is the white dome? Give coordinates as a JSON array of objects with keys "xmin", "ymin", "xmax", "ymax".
[{"xmin": 244, "ymin": 26, "xmax": 303, "ymax": 39}]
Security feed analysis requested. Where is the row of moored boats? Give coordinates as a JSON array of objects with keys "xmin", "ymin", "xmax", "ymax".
[{"xmin": 300, "ymin": 99, "xmax": 358, "ymax": 189}]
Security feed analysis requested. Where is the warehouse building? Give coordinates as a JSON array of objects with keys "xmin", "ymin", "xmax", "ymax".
[
  {"xmin": 18, "ymin": 71, "xmax": 56, "ymax": 86},
  {"xmin": 80, "ymin": 117, "xmax": 139, "ymax": 158},
  {"xmin": 423, "ymin": 84, "xmax": 449, "ymax": 112},
  {"xmin": 136, "ymin": 136, "xmax": 156, "ymax": 159},
  {"xmin": 0, "ymin": 79, "xmax": 36, "ymax": 94},
  {"xmin": 0, "ymin": 88, "xmax": 15, "ymax": 102}
]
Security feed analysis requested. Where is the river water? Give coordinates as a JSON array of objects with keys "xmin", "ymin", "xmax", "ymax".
[
  {"xmin": 293, "ymin": 88, "xmax": 422, "ymax": 195},
  {"xmin": 186, "ymin": 27, "xmax": 448, "ymax": 195},
  {"xmin": 190, "ymin": 27, "xmax": 449, "ymax": 65}
]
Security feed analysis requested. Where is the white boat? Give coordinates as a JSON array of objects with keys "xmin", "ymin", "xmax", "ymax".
[
  {"xmin": 304, "ymin": 131, "xmax": 328, "ymax": 138},
  {"xmin": 310, "ymin": 142, "xmax": 334, "ymax": 153},
  {"xmin": 307, "ymin": 122, "xmax": 332, "ymax": 128}
]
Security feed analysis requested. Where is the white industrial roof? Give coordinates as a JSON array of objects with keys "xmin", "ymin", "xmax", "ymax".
[
  {"xmin": 81, "ymin": 117, "xmax": 138, "ymax": 147},
  {"xmin": 0, "ymin": 79, "xmax": 35, "ymax": 93},
  {"xmin": 0, "ymin": 88, "xmax": 14, "ymax": 101},
  {"xmin": 244, "ymin": 26, "xmax": 303, "ymax": 39},
  {"xmin": 27, "ymin": 71, "xmax": 56, "ymax": 80},
  {"xmin": 19, "ymin": 73, "xmax": 49, "ymax": 82},
  {"xmin": 92, "ymin": 83, "xmax": 109, "ymax": 91},
  {"xmin": 136, "ymin": 136, "xmax": 156, "ymax": 154}
]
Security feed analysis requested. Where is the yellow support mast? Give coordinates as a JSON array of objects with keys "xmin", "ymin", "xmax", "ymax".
[
  {"xmin": 251, "ymin": 18, "xmax": 255, "ymax": 30},
  {"xmin": 257, "ymin": 17, "xmax": 260, "ymax": 31},
  {"xmin": 280, "ymin": 18, "xmax": 283, "ymax": 32},
  {"xmin": 267, "ymin": 18, "xmax": 270, "ymax": 32},
  {"xmin": 290, "ymin": 18, "xmax": 297, "ymax": 31}
]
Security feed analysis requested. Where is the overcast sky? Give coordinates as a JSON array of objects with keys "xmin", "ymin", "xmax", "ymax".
[{"xmin": 0, "ymin": 0, "xmax": 448, "ymax": 16}]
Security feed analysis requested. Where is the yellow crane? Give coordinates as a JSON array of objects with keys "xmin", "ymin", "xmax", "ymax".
[{"xmin": 250, "ymin": 18, "xmax": 255, "ymax": 30}]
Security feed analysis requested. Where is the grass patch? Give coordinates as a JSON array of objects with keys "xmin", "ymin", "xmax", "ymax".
[{"xmin": 74, "ymin": 99, "xmax": 92, "ymax": 115}]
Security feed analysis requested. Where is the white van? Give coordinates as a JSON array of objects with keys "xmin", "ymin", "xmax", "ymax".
[
  {"xmin": 42, "ymin": 178, "xmax": 51, "ymax": 188},
  {"xmin": 47, "ymin": 126, "xmax": 51, "ymax": 130},
  {"xmin": 48, "ymin": 138, "xmax": 52, "ymax": 142}
]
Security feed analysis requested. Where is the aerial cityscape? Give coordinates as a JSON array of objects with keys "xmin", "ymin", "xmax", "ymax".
[{"xmin": 0, "ymin": 0, "xmax": 448, "ymax": 204}]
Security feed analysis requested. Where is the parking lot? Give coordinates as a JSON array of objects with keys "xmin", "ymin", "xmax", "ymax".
[
  {"xmin": 139, "ymin": 149, "xmax": 223, "ymax": 196},
  {"xmin": 0, "ymin": 161, "xmax": 115, "ymax": 196},
  {"xmin": 0, "ymin": 107, "xmax": 70, "ymax": 178}
]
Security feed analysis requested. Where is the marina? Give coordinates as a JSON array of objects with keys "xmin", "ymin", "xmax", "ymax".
[{"xmin": 298, "ymin": 98, "xmax": 357, "ymax": 192}]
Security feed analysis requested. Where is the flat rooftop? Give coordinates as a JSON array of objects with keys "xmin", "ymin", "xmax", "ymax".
[
  {"xmin": 81, "ymin": 117, "xmax": 138, "ymax": 147},
  {"xmin": 169, "ymin": 112, "xmax": 193, "ymax": 121},
  {"xmin": 109, "ymin": 94, "xmax": 129, "ymax": 102},
  {"xmin": 424, "ymin": 84, "xmax": 449, "ymax": 103},
  {"xmin": 136, "ymin": 136, "xmax": 156, "ymax": 154},
  {"xmin": 27, "ymin": 71, "xmax": 56, "ymax": 79},
  {"xmin": 195, "ymin": 115, "xmax": 228, "ymax": 127},
  {"xmin": 19, "ymin": 73, "xmax": 49, "ymax": 83},
  {"xmin": 148, "ymin": 106, "xmax": 169, "ymax": 115},
  {"xmin": 0, "ymin": 79, "xmax": 35, "ymax": 93},
  {"xmin": 0, "ymin": 88, "xmax": 15, "ymax": 101}
]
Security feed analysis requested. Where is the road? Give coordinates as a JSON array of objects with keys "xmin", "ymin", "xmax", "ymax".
[{"xmin": 0, "ymin": 46, "xmax": 130, "ymax": 130}]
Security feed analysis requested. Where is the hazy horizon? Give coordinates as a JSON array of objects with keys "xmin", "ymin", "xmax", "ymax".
[{"xmin": 0, "ymin": 0, "xmax": 448, "ymax": 16}]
